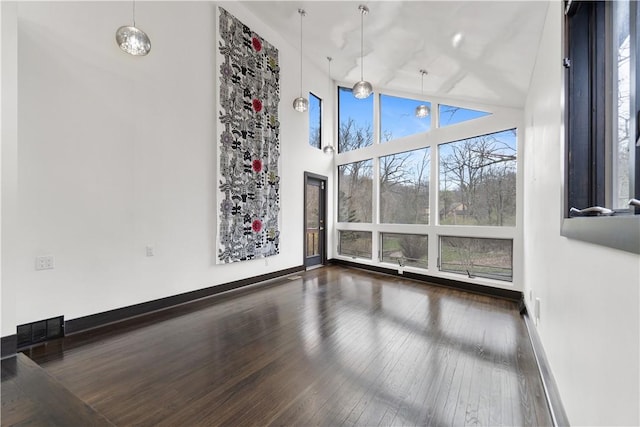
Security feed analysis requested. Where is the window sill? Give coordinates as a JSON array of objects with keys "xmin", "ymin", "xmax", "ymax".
[{"xmin": 561, "ymin": 215, "xmax": 640, "ymax": 254}]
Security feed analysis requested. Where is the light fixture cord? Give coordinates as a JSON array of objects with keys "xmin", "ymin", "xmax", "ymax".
[
  {"xmin": 132, "ymin": 0, "xmax": 136, "ymax": 27},
  {"xmin": 360, "ymin": 10, "xmax": 364, "ymax": 81},
  {"xmin": 299, "ymin": 11, "xmax": 303, "ymax": 97},
  {"xmin": 421, "ymin": 72, "xmax": 424, "ymax": 95},
  {"xmin": 327, "ymin": 57, "xmax": 332, "ymax": 148}
]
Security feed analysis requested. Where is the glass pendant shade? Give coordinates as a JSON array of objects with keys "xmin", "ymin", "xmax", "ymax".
[
  {"xmin": 116, "ymin": 26, "xmax": 151, "ymax": 56},
  {"xmin": 293, "ymin": 96, "xmax": 309, "ymax": 112},
  {"xmin": 322, "ymin": 145, "xmax": 335, "ymax": 154},
  {"xmin": 353, "ymin": 80, "xmax": 373, "ymax": 99},
  {"xmin": 414, "ymin": 69, "xmax": 429, "ymax": 118},
  {"xmin": 415, "ymin": 104, "xmax": 430, "ymax": 118}
]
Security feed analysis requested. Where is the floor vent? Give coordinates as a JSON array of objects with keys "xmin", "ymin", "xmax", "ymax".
[
  {"xmin": 17, "ymin": 316, "xmax": 64, "ymax": 349},
  {"xmin": 287, "ymin": 275, "xmax": 302, "ymax": 280}
]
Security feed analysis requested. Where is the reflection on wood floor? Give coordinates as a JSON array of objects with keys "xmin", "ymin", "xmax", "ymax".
[{"xmin": 6, "ymin": 265, "xmax": 552, "ymax": 426}]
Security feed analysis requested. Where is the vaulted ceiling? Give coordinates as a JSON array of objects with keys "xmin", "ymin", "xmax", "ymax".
[{"xmin": 240, "ymin": 1, "xmax": 549, "ymax": 108}]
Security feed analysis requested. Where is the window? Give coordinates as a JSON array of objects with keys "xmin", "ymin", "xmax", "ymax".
[
  {"xmin": 439, "ymin": 129, "xmax": 517, "ymax": 226},
  {"xmin": 338, "ymin": 86, "xmax": 374, "ymax": 153},
  {"xmin": 380, "ymin": 94, "xmax": 431, "ymax": 142},
  {"xmin": 563, "ymin": 0, "xmax": 639, "ymax": 253},
  {"xmin": 309, "ymin": 93, "xmax": 321, "ymax": 149},
  {"xmin": 335, "ymin": 76, "xmax": 522, "ymax": 283},
  {"xmin": 440, "ymin": 236, "xmax": 513, "ymax": 281},
  {"xmin": 380, "ymin": 147, "xmax": 430, "ymax": 224},
  {"xmin": 381, "ymin": 233, "xmax": 428, "ymax": 268},
  {"xmin": 438, "ymin": 104, "xmax": 491, "ymax": 127},
  {"xmin": 338, "ymin": 160, "xmax": 372, "ymax": 222},
  {"xmin": 339, "ymin": 231, "xmax": 372, "ymax": 259}
]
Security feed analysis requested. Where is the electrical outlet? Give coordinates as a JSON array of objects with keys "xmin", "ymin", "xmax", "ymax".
[
  {"xmin": 35, "ymin": 255, "xmax": 54, "ymax": 270},
  {"xmin": 146, "ymin": 246, "xmax": 154, "ymax": 257},
  {"xmin": 535, "ymin": 297, "xmax": 541, "ymax": 325},
  {"xmin": 529, "ymin": 290, "xmax": 533, "ymax": 301}
]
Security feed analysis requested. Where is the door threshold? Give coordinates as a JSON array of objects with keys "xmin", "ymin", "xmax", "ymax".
[{"xmin": 305, "ymin": 264, "xmax": 324, "ymax": 271}]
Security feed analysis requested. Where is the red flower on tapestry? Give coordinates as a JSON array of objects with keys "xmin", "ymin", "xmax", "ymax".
[
  {"xmin": 252, "ymin": 219, "xmax": 263, "ymax": 233},
  {"xmin": 252, "ymin": 37, "xmax": 262, "ymax": 52},
  {"xmin": 252, "ymin": 99, "xmax": 263, "ymax": 112},
  {"xmin": 252, "ymin": 159, "xmax": 263, "ymax": 173}
]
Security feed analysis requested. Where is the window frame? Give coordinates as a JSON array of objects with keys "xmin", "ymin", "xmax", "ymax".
[
  {"xmin": 333, "ymin": 80, "xmax": 522, "ymax": 288},
  {"xmin": 562, "ymin": 0, "xmax": 640, "ymax": 254}
]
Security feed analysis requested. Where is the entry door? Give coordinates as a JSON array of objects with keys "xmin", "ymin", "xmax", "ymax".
[{"xmin": 304, "ymin": 173, "xmax": 327, "ymax": 268}]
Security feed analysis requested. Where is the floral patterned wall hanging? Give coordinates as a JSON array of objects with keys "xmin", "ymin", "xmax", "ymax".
[{"xmin": 217, "ymin": 7, "xmax": 281, "ymax": 264}]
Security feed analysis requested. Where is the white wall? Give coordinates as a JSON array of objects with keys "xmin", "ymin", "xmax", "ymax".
[
  {"xmin": 523, "ymin": 2, "xmax": 640, "ymax": 425},
  {"xmin": 1, "ymin": 1, "xmax": 334, "ymax": 337}
]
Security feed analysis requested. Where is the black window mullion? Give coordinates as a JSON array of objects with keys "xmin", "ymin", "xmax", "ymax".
[
  {"xmin": 591, "ymin": 1, "xmax": 606, "ymax": 207},
  {"xmin": 566, "ymin": 2, "xmax": 593, "ymax": 211},
  {"xmin": 566, "ymin": 1, "xmax": 606, "ymax": 212}
]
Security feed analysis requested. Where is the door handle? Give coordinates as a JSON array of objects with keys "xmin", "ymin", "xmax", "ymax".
[{"xmin": 320, "ymin": 227, "xmax": 325, "ymax": 231}]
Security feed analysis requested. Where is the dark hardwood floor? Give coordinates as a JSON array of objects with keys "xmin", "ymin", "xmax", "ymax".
[
  {"xmin": 5, "ymin": 265, "xmax": 552, "ymax": 426},
  {"xmin": 1, "ymin": 352, "xmax": 113, "ymax": 426}
]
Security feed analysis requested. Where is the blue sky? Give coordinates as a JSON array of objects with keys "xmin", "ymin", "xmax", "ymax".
[{"xmin": 338, "ymin": 86, "xmax": 496, "ymax": 143}]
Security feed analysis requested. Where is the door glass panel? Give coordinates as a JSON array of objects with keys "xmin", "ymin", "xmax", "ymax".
[{"xmin": 306, "ymin": 183, "xmax": 320, "ymax": 257}]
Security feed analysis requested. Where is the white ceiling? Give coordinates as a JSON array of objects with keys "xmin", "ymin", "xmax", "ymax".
[{"xmin": 240, "ymin": 1, "xmax": 549, "ymax": 108}]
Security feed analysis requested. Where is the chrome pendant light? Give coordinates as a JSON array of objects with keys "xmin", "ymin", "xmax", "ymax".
[
  {"xmin": 116, "ymin": 0, "xmax": 151, "ymax": 56},
  {"xmin": 415, "ymin": 69, "xmax": 430, "ymax": 118},
  {"xmin": 292, "ymin": 9, "xmax": 309, "ymax": 112},
  {"xmin": 352, "ymin": 4, "xmax": 372, "ymax": 99},
  {"xmin": 323, "ymin": 56, "xmax": 336, "ymax": 154}
]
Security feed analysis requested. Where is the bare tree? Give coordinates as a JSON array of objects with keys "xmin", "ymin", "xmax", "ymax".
[
  {"xmin": 440, "ymin": 132, "xmax": 516, "ymax": 226},
  {"xmin": 338, "ymin": 118, "xmax": 373, "ymax": 223}
]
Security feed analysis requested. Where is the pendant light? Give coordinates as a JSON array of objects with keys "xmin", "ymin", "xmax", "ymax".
[
  {"xmin": 292, "ymin": 9, "xmax": 309, "ymax": 112},
  {"xmin": 115, "ymin": 0, "xmax": 151, "ymax": 56},
  {"xmin": 415, "ymin": 69, "xmax": 430, "ymax": 118},
  {"xmin": 352, "ymin": 5, "xmax": 372, "ymax": 99},
  {"xmin": 323, "ymin": 57, "xmax": 336, "ymax": 154}
]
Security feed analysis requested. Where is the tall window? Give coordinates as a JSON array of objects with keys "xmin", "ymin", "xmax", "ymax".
[
  {"xmin": 309, "ymin": 93, "xmax": 321, "ymax": 149},
  {"xmin": 439, "ymin": 129, "xmax": 517, "ymax": 226},
  {"xmin": 338, "ymin": 160, "xmax": 372, "ymax": 222},
  {"xmin": 380, "ymin": 147, "xmax": 430, "ymax": 224},
  {"xmin": 338, "ymin": 87, "xmax": 373, "ymax": 153},
  {"xmin": 612, "ymin": 0, "xmax": 632, "ymax": 209}
]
